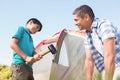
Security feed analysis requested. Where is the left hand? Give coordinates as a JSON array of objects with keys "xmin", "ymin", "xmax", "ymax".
[
  {"xmin": 26, "ymin": 54, "xmax": 42, "ymax": 64},
  {"xmin": 33, "ymin": 54, "xmax": 43, "ymax": 61}
]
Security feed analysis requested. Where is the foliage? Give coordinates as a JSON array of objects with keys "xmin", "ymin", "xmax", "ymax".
[
  {"xmin": 0, "ymin": 64, "xmax": 11, "ymax": 80},
  {"xmin": 93, "ymin": 73, "xmax": 102, "ymax": 80}
]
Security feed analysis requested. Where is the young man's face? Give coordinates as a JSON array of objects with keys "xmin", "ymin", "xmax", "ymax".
[{"xmin": 73, "ymin": 14, "xmax": 86, "ymax": 30}]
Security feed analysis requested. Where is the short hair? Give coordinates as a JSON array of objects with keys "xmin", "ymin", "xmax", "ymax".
[
  {"xmin": 26, "ymin": 18, "xmax": 42, "ymax": 31},
  {"xmin": 73, "ymin": 5, "xmax": 95, "ymax": 20}
]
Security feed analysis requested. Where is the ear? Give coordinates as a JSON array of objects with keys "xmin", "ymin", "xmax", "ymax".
[
  {"xmin": 29, "ymin": 20, "xmax": 33, "ymax": 25},
  {"xmin": 84, "ymin": 14, "xmax": 89, "ymax": 21}
]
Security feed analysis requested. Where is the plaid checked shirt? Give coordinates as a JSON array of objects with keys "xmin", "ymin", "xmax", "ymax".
[{"xmin": 85, "ymin": 18, "xmax": 120, "ymax": 72}]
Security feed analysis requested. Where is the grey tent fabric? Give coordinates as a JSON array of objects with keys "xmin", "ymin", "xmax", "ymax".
[
  {"xmin": 33, "ymin": 44, "xmax": 53, "ymax": 80},
  {"xmin": 50, "ymin": 30, "xmax": 86, "ymax": 80}
]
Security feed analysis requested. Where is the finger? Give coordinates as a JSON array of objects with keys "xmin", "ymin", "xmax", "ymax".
[
  {"xmin": 26, "ymin": 58, "xmax": 35, "ymax": 64},
  {"xmin": 26, "ymin": 60, "xmax": 35, "ymax": 64}
]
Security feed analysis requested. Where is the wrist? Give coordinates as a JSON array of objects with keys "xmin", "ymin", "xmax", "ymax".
[
  {"xmin": 33, "ymin": 51, "xmax": 37, "ymax": 55},
  {"xmin": 23, "ymin": 55, "xmax": 27, "ymax": 60}
]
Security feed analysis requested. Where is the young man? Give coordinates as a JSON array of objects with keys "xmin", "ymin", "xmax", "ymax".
[
  {"xmin": 10, "ymin": 18, "xmax": 43, "ymax": 80},
  {"xmin": 73, "ymin": 5, "xmax": 120, "ymax": 80}
]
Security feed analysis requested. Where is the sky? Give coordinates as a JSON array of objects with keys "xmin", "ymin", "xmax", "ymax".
[{"xmin": 0, "ymin": 0, "xmax": 120, "ymax": 66}]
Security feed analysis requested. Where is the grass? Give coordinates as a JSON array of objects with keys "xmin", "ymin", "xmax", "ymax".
[{"xmin": 93, "ymin": 73, "xmax": 102, "ymax": 80}]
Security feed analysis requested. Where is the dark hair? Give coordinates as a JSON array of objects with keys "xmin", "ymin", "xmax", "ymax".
[
  {"xmin": 26, "ymin": 18, "xmax": 42, "ymax": 31},
  {"xmin": 73, "ymin": 5, "xmax": 95, "ymax": 20}
]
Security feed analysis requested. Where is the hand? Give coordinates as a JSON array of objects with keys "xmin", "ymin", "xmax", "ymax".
[
  {"xmin": 33, "ymin": 54, "xmax": 43, "ymax": 61},
  {"xmin": 25, "ymin": 56, "xmax": 35, "ymax": 64}
]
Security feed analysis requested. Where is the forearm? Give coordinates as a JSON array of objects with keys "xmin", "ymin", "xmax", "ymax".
[
  {"xmin": 10, "ymin": 43, "xmax": 27, "ymax": 60},
  {"xmin": 104, "ymin": 38, "xmax": 115, "ymax": 80},
  {"xmin": 104, "ymin": 55, "xmax": 115, "ymax": 80},
  {"xmin": 85, "ymin": 59, "xmax": 94, "ymax": 80}
]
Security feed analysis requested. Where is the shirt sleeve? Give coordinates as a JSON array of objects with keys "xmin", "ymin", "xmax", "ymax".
[
  {"xmin": 12, "ymin": 26, "xmax": 24, "ymax": 40},
  {"xmin": 84, "ymin": 34, "xmax": 91, "ymax": 50},
  {"xmin": 99, "ymin": 20, "xmax": 117, "ymax": 42}
]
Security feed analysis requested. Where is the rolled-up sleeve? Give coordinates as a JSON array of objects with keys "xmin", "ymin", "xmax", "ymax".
[{"xmin": 100, "ymin": 20, "xmax": 117, "ymax": 42}]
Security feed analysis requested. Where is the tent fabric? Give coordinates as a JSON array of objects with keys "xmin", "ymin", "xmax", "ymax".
[
  {"xmin": 33, "ymin": 29, "xmax": 86, "ymax": 80},
  {"xmin": 33, "ymin": 44, "xmax": 53, "ymax": 80},
  {"xmin": 50, "ymin": 29, "xmax": 86, "ymax": 80}
]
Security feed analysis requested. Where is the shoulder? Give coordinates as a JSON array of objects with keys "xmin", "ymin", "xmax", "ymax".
[
  {"xmin": 97, "ymin": 18, "xmax": 112, "ymax": 27},
  {"xmin": 17, "ymin": 26, "xmax": 25, "ymax": 30},
  {"xmin": 14, "ymin": 26, "xmax": 26, "ymax": 36},
  {"xmin": 95, "ymin": 18, "xmax": 116, "ymax": 32},
  {"xmin": 91, "ymin": 18, "xmax": 109, "ymax": 28},
  {"xmin": 16, "ymin": 26, "xmax": 27, "ymax": 33},
  {"xmin": 12, "ymin": 26, "xmax": 26, "ymax": 39}
]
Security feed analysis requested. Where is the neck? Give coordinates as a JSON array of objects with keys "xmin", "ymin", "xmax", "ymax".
[{"xmin": 86, "ymin": 28, "xmax": 92, "ymax": 33}]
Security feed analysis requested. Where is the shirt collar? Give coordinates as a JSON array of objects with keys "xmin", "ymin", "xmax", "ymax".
[
  {"xmin": 24, "ymin": 26, "xmax": 30, "ymax": 34},
  {"xmin": 86, "ymin": 18, "xmax": 99, "ymax": 33},
  {"xmin": 91, "ymin": 18, "xmax": 99, "ymax": 28}
]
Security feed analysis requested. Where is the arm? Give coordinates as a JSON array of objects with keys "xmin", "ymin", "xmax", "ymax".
[
  {"xmin": 10, "ymin": 38, "xmax": 34, "ymax": 63},
  {"xmin": 104, "ymin": 38, "xmax": 115, "ymax": 80},
  {"xmin": 85, "ymin": 50, "xmax": 94, "ymax": 80}
]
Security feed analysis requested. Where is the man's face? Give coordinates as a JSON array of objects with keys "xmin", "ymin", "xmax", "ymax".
[{"xmin": 73, "ymin": 14, "xmax": 87, "ymax": 30}]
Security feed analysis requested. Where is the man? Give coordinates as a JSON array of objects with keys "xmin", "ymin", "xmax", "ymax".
[{"xmin": 73, "ymin": 5, "xmax": 120, "ymax": 80}]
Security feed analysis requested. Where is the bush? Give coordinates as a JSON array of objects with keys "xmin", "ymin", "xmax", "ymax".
[{"xmin": 0, "ymin": 64, "xmax": 11, "ymax": 80}]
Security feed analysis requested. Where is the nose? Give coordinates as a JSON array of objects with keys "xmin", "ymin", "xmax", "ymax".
[
  {"xmin": 75, "ymin": 22, "xmax": 78, "ymax": 26},
  {"xmin": 74, "ymin": 20, "xmax": 78, "ymax": 26},
  {"xmin": 75, "ymin": 23, "xmax": 78, "ymax": 26}
]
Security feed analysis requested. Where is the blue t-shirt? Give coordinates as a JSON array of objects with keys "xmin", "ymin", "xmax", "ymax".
[{"xmin": 12, "ymin": 26, "xmax": 34, "ymax": 67}]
